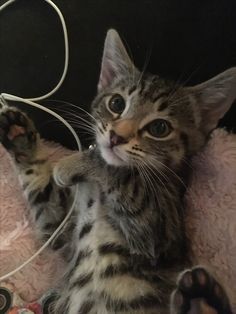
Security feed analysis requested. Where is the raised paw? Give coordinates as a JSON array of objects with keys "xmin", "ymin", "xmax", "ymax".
[
  {"xmin": 0, "ymin": 107, "xmax": 38, "ymax": 162},
  {"xmin": 171, "ymin": 267, "xmax": 232, "ymax": 314}
]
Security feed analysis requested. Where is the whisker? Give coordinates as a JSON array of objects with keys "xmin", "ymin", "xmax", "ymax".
[
  {"xmin": 126, "ymin": 150, "xmax": 172, "ymax": 201},
  {"xmin": 139, "ymin": 162, "xmax": 162, "ymax": 210},
  {"xmin": 143, "ymin": 161, "xmax": 175, "ymax": 203},
  {"xmin": 50, "ymin": 107, "xmax": 95, "ymax": 129},
  {"xmin": 148, "ymin": 155, "xmax": 187, "ymax": 189},
  {"xmin": 142, "ymin": 160, "xmax": 168, "ymax": 189},
  {"xmin": 132, "ymin": 159, "xmax": 149, "ymax": 197},
  {"xmin": 136, "ymin": 46, "xmax": 153, "ymax": 89},
  {"xmin": 165, "ymin": 63, "xmax": 203, "ymax": 104},
  {"xmin": 64, "ymin": 119, "xmax": 96, "ymax": 133},
  {"xmin": 122, "ymin": 35, "xmax": 137, "ymax": 86},
  {"xmin": 180, "ymin": 63, "xmax": 203, "ymax": 87},
  {"xmin": 139, "ymin": 163, "xmax": 152, "ymax": 198},
  {"xmin": 46, "ymin": 99, "xmax": 97, "ymax": 123}
]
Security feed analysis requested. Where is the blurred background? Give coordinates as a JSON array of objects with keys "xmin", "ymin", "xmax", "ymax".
[{"xmin": 0, "ymin": 0, "xmax": 236, "ymax": 148}]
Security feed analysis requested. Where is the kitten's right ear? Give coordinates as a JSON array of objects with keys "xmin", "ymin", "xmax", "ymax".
[
  {"xmin": 188, "ymin": 67, "xmax": 236, "ymax": 134},
  {"xmin": 98, "ymin": 29, "xmax": 137, "ymax": 91}
]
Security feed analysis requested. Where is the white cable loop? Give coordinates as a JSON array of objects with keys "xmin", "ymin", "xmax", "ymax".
[
  {"xmin": 28, "ymin": 0, "xmax": 69, "ymax": 102},
  {"xmin": 0, "ymin": 0, "xmax": 70, "ymax": 102},
  {"xmin": 0, "ymin": 0, "xmax": 81, "ymax": 281},
  {"xmin": 0, "ymin": 0, "xmax": 16, "ymax": 11}
]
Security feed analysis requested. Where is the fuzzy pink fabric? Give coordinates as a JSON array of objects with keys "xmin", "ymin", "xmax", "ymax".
[
  {"xmin": 0, "ymin": 141, "xmax": 71, "ymax": 302},
  {"xmin": 0, "ymin": 130, "xmax": 235, "ymax": 310},
  {"xmin": 185, "ymin": 129, "xmax": 236, "ymax": 311}
]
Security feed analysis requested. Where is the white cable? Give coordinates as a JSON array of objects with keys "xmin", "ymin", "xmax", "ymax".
[
  {"xmin": 0, "ymin": 0, "xmax": 81, "ymax": 281},
  {"xmin": 0, "ymin": 0, "xmax": 16, "ymax": 12},
  {"xmin": 28, "ymin": 0, "xmax": 69, "ymax": 102},
  {"xmin": 0, "ymin": 0, "xmax": 69, "ymax": 102}
]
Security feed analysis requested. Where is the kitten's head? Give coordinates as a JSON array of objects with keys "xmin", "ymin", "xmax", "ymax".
[{"xmin": 92, "ymin": 29, "xmax": 236, "ymax": 170}]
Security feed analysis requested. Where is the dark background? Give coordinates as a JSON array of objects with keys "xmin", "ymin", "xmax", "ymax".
[{"xmin": 0, "ymin": 0, "xmax": 236, "ymax": 149}]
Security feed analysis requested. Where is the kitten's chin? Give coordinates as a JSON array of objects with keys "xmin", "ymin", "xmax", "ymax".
[{"xmin": 100, "ymin": 146, "xmax": 125, "ymax": 167}]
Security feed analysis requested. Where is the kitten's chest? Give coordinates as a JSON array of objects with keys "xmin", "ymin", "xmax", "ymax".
[
  {"xmin": 74, "ymin": 180, "xmax": 121, "ymax": 241},
  {"xmin": 68, "ymin": 189, "xmax": 126, "ymax": 301}
]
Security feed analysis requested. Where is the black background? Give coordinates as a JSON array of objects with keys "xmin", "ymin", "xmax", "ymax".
[{"xmin": 0, "ymin": 0, "xmax": 236, "ymax": 148}]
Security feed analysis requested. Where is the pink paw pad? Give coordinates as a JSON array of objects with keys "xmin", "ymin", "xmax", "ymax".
[{"xmin": 8, "ymin": 125, "xmax": 26, "ymax": 140}]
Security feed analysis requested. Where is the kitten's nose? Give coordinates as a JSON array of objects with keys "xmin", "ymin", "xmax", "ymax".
[{"xmin": 110, "ymin": 130, "xmax": 127, "ymax": 148}]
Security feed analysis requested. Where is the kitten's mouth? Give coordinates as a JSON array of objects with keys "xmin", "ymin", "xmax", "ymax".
[
  {"xmin": 96, "ymin": 132, "xmax": 127, "ymax": 166},
  {"xmin": 100, "ymin": 145, "xmax": 125, "ymax": 166}
]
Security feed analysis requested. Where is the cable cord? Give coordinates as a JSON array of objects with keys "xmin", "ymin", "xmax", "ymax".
[
  {"xmin": 0, "ymin": 0, "xmax": 81, "ymax": 281},
  {"xmin": 0, "ymin": 0, "xmax": 70, "ymax": 102}
]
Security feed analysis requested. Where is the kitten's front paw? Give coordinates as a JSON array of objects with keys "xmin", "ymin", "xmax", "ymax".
[
  {"xmin": 0, "ymin": 107, "xmax": 38, "ymax": 162},
  {"xmin": 171, "ymin": 267, "xmax": 232, "ymax": 314},
  {"xmin": 53, "ymin": 153, "xmax": 86, "ymax": 187}
]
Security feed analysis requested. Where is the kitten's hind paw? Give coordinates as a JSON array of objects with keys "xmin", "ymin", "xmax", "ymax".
[
  {"xmin": 171, "ymin": 267, "xmax": 232, "ymax": 314},
  {"xmin": 0, "ymin": 107, "xmax": 38, "ymax": 162}
]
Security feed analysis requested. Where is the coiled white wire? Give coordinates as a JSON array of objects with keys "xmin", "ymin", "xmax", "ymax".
[{"xmin": 0, "ymin": 0, "xmax": 81, "ymax": 281}]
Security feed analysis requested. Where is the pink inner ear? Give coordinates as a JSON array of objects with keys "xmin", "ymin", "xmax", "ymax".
[
  {"xmin": 98, "ymin": 72, "xmax": 109, "ymax": 90},
  {"xmin": 98, "ymin": 58, "xmax": 116, "ymax": 90},
  {"xmin": 201, "ymin": 100, "xmax": 232, "ymax": 133}
]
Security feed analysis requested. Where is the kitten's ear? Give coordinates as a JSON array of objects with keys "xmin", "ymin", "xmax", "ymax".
[
  {"xmin": 98, "ymin": 29, "xmax": 137, "ymax": 91},
  {"xmin": 189, "ymin": 67, "xmax": 236, "ymax": 134}
]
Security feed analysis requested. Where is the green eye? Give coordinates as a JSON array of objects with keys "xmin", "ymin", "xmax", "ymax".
[
  {"xmin": 108, "ymin": 94, "xmax": 126, "ymax": 114},
  {"xmin": 146, "ymin": 119, "xmax": 171, "ymax": 138}
]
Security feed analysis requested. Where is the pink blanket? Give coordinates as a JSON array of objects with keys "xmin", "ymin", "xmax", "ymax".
[
  {"xmin": 0, "ymin": 130, "xmax": 235, "ymax": 309},
  {"xmin": 0, "ymin": 141, "xmax": 70, "ymax": 301},
  {"xmin": 185, "ymin": 129, "xmax": 236, "ymax": 310}
]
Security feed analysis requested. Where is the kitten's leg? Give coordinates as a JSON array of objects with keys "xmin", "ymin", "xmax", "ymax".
[
  {"xmin": 170, "ymin": 267, "xmax": 232, "ymax": 314},
  {"xmin": 52, "ymin": 148, "xmax": 109, "ymax": 190},
  {"xmin": 0, "ymin": 106, "xmax": 75, "ymax": 254},
  {"xmin": 53, "ymin": 150, "xmax": 95, "ymax": 187}
]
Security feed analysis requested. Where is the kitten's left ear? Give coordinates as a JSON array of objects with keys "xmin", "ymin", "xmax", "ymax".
[
  {"xmin": 98, "ymin": 29, "xmax": 137, "ymax": 91},
  {"xmin": 188, "ymin": 67, "xmax": 236, "ymax": 134}
]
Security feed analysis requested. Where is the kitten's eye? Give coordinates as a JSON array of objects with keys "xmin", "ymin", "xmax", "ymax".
[
  {"xmin": 146, "ymin": 119, "xmax": 171, "ymax": 138},
  {"xmin": 108, "ymin": 94, "xmax": 126, "ymax": 114}
]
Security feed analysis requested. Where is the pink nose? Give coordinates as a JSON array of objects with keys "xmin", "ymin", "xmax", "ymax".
[{"xmin": 110, "ymin": 130, "xmax": 127, "ymax": 148}]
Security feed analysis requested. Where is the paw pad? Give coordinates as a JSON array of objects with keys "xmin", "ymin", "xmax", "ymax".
[
  {"xmin": 171, "ymin": 267, "xmax": 232, "ymax": 314},
  {"xmin": 0, "ymin": 108, "xmax": 37, "ymax": 159},
  {"xmin": 180, "ymin": 271, "xmax": 193, "ymax": 289},
  {"xmin": 8, "ymin": 125, "xmax": 26, "ymax": 140}
]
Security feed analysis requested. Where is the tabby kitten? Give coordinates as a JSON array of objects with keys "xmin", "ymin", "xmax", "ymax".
[{"xmin": 0, "ymin": 29, "xmax": 235, "ymax": 314}]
